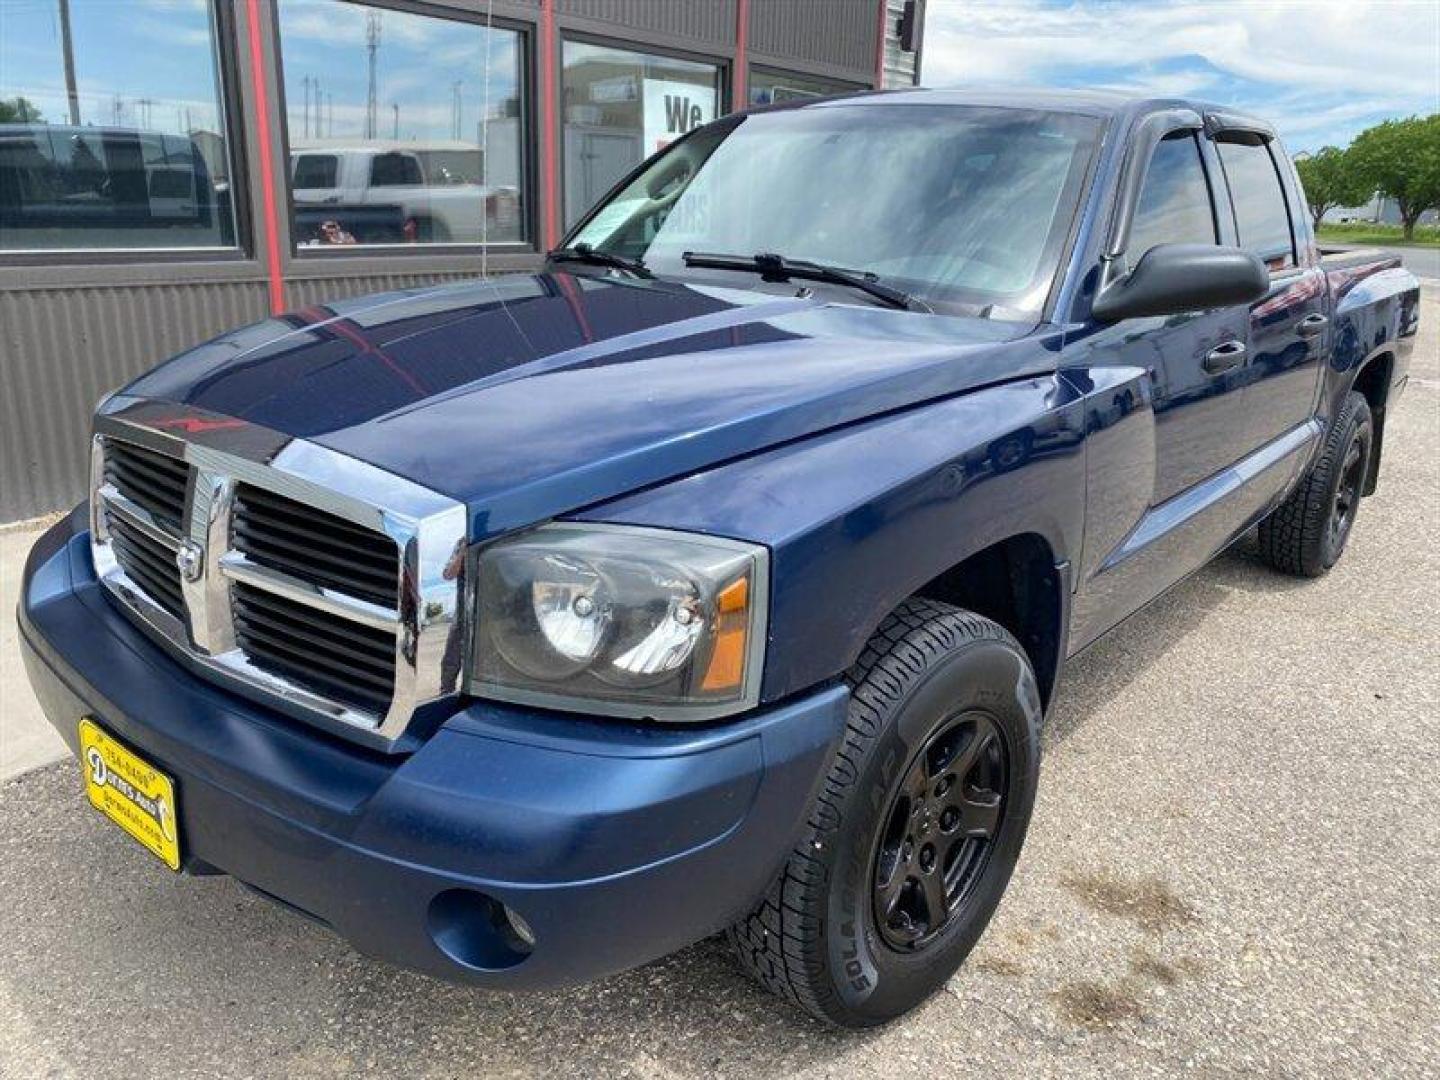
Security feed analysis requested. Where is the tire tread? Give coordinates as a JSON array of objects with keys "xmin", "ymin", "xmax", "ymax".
[
  {"xmin": 726, "ymin": 598, "xmax": 1021, "ymax": 1024},
  {"xmin": 1258, "ymin": 391, "xmax": 1371, "ymax": 577}
]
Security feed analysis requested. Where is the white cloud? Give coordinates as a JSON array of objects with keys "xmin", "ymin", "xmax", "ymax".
[{"xmin": 921, "ymin": 0, "xmax": 1439, "ymax": 149}]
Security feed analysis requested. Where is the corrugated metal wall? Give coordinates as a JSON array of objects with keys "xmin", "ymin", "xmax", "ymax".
[
  {"xmin": 556, "ymin": 0, "xmax": 736, "ymax": 45},
  {"xmin": 284, "ymin": 270, "xmax": 496, "ymax": 310},
  {"xmin": 750, "ymin": 0, "xmax": 878, "ymax": 74},
  {"xmin": 1, "ymin": 281, "xmax": 271, "ymax": 520}
]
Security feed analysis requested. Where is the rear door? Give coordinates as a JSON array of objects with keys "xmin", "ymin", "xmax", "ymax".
[{"xmin": 1212, "ymin": 130, "xmax": 1328, "ymax": 463}]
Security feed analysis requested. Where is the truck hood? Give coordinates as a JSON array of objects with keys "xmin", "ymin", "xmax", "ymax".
[{"xmin": 125, "ymin": 271, "xmax": 1058, "ymax": 537}]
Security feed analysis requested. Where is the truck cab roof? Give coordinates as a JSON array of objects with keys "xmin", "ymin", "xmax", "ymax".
[{"xmin": 755, "ymin": 86, "xmax": 1276, "ymax": 138}]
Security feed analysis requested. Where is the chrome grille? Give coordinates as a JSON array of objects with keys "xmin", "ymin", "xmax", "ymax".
[
  {"xmin": 232, "ymin": 582, "xmax": 397, "ymax": 714},
  {"xmin": 88, "ymin": 405, "xmax": 467, "ymax": 752},
  {"xmin": 232, "ymin": 483, "xmax": 400, "ymax": 607},
  {"xmin": 104, "ymin": 440, "xmax": 189, "ymax": 528}
]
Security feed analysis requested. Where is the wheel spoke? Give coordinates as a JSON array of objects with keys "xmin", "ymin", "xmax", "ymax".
[
  {"xmin": 955, "ymin": 789, "xmax": 1002, "ymax": 838},
  {"xmin": 917, "ymin": 863, "xmax": 950, "ymax": 928},
  {"xmin": 949, "ymin": 721, "xmax": 996, "ymax": 781},
  {"xmin": 900, "ymin": 757, "xmax": 931, "ymax": 801},
  {"xmin": 877, "ymin": 863, "xmax": 908, "ymax": 919}
]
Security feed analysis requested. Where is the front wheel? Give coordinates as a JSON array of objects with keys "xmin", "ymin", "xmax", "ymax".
[
  {"xmin": 727, "ymin": 599, "xmax": 1042, "ymax": 1027},
  {"xmin": 1258, "ymin": 391, "xmax": 1373, "ymax": 577}
]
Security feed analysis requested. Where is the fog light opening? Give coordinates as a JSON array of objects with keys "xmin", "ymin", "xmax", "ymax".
[{"xmin": 427, "ymin": 889, "xmax": 535, "ymax": 971}]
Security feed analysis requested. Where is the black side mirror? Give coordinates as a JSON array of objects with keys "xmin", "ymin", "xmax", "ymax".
[{"xmin": 1092, "ymin": 243, "xmax": 1269, "ymax": 322}]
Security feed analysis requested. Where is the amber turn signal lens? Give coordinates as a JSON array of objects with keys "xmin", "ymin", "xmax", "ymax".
[{"xmin": 701, "ymin": 577, "xmax": 750, "ymax": 692}]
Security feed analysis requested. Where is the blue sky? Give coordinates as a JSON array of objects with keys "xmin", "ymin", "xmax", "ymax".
[
  {"xmin": 921, "ymin": 0, "xmax": 1440, "ymax": 154},
  {"xmin": 0, "ymin": 0, "xmax": 521, "ymax": 143}
]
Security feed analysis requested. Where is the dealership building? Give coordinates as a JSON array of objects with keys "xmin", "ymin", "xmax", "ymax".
[{"xmin": 0, "ymin": 0, "xmax": 925, "ymax": 521}]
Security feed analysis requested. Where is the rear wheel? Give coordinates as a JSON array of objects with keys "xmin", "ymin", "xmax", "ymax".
[
  {"xmin": 1258, "ymin": 391, "xmax": 1373, "ymax": 577},
  {"xmin": 727, "ymin": 599, "xmax": 1042, "ymax": 1028}
]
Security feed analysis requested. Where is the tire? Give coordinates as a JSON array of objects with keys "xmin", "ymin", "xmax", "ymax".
[
  {"xmin": 1258, "ymin": 391, "xmax": 1373, "ymax": 577},
  {"xmin": 727, "ymin": 599, "xmax": 1043, "ymax": 1028}
]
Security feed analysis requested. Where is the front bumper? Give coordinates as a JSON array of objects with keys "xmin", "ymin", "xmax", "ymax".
[{"xmin": 18, "ymin": 508, "xmax": 847, "ymax": 990}]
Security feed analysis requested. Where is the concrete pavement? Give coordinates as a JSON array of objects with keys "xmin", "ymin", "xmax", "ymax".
[
  {"xmin": 2, "ymin": 292, "xmax": 1436, "ymax": 1078},
  {"xmin": 0, "ymin": 516, "xmax": 66, "ymax": 781}
]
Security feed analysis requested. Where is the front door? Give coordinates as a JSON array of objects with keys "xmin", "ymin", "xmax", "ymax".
[{"xmin": 1068, "ymin": 128, "xmax": 1254, "ymax": 646}]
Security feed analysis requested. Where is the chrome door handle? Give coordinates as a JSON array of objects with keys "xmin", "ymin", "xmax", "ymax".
[
  {"xmin": 1203, "ymin": 339, "xmax": 1247, "ymax": 375},
  {"xmin": 1299, "ymin": 313, "xmax": 1329, "ymax": 337}
]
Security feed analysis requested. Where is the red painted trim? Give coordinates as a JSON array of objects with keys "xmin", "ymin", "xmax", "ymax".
[
  {"xmin": 874, "ymin": 0, "xmax": 888, "ymax": 89},
  {"xmin": 244, "ymin": 0, "xmax": 285, "ymax": 314},
  {"xmin": 540, "ymin": 0, "xmax": 559, "ymax": 248},
  {"xmin": 554, "ymin": 269, "xmax": 594, "ymax": 343},
  {"xmin": 733, "ymin": 0, "xmax": 750, "ymax": 111}
]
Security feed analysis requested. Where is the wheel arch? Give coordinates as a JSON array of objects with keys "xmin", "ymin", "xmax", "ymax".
[
  {"xmin": 909, "ymin": 532, "xmax": 1067, "ymax": 708},
  {"xmin": 1349, "ymin": 348, "xmax": 1394, "ymax": 495}
]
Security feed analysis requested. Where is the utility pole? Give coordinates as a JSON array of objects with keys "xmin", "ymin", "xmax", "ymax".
[
  {"xmin": 302, "ymin": 75, "xmax": 311, "ymax": 138},
  {"xmin": 57, "ymin": 0, "xmax": 81, "ymax": 124},
  {"xmin": 392, "ymin": 103, "xmax": 399, "ymax": 140},
  {"xmin": 365, "ymin": 9, "xmax": 381, "ymax": 139},
  {"xmin": 327, "ymin": 93, "xmax": 334, "ymax": 137},
  {"xmin": 451, "ymin": 80, "xmax": 462, "ymax": 140}
]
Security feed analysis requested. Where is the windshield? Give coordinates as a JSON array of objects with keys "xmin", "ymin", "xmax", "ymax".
[{"xmin": 569, "ymin": 104, "xmax": 1103, "ymax": 315}]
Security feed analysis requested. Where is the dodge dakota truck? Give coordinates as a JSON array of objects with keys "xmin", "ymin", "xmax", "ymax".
[{"xmin": 19, "ymin": 90, "xmax": 1420, "ymax": 1027}]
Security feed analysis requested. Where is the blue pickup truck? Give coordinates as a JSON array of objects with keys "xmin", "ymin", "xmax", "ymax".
[{"xmin": 19, "ymin": 90, "xmax": 1420, "ymax": 1027}]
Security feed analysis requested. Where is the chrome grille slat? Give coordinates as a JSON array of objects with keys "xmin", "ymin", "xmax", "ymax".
[
  {"xmin": 232, "ymin": 483, "xmax": 400, "ymax": 607},
  {"xmin": 219, "ymin": 554, "xmax": 400, "ymax": 632},
  {"xmin": 232, "ymin": 583, "xmax": 396, "ymax": 712},
  {"xmin": 106, "ymin": 514, "xmax": 186, "ymax": 619}
]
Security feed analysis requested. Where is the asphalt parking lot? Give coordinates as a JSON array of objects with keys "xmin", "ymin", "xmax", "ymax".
[{"xmin": 2, "ymin": 290, "xmax": 1436, "ymax": 1079}]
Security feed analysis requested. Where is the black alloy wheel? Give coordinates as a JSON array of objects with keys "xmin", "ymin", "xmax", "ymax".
[{"xmin": 872, "ymin": 712, "xmax": 1007, "ymax": 951}]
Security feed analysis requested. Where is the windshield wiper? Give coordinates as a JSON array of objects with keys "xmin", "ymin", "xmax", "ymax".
[
  {"xmin": 682, "ymin": 251, "xmax": 928, "ymax": 312},
  {"xmin": 546, "ymin": 242, "xmax": 653, "ymax": 278}
]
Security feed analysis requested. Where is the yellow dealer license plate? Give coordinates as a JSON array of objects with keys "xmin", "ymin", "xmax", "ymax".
[{"xmin": 78, "ymin": 718, "xmax": 181, "ymax": 871}]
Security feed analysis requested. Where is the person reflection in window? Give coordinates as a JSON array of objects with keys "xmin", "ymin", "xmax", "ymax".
[{"xmin": 318, "ymin": 219, "xmax": 357, "ymax": 245}]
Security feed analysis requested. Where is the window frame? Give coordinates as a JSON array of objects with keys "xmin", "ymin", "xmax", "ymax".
[
  {"xmin": 745, "ymin": 65, "xmax": 865, "ymax": 107},
  {"xmin": 557, "ymin": 30, "xmax": 730, "ymax": 231},
  {"xmin": 0, "ymin": 0, "xmax": 253, "ymax": 267},
  {"xmin": 270, "ymin": 0, "xmax": 538, "ymax": 259},
  {"xmin": 1212, "ymin": 130, "xmax": 1300, "ymax": 275}
]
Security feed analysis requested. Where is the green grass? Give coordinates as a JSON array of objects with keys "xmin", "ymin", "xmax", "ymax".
[{"xmin": 1316, "ymin": 221, "xmax": 1440, "ymax": 248}]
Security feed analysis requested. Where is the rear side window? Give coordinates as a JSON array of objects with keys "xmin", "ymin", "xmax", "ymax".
[
  {"xmin": 1217, "ymin": 136, "xmax": 1295, "ymax": 270},
  {"xmin": 1128, "ymin": 131, "xmax": 1216, "ymax": 261},
  {"xmin": 293, "ymin": 154, "xmax": 338, "ymax": 189},
  {"xmin": 369, "ymin": 153, "xmax": 423, "ymax": 187}
]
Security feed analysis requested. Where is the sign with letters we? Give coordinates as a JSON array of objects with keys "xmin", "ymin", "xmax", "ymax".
[{"xmin": 643, "ymin": 79, "xmax": 714, "ymax": 154}]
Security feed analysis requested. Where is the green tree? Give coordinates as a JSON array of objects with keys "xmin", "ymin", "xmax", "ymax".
[
  {"xmin": 0, "ymin": 96, "xmax": 44, "ymax": 123},
  {"xmin": 1294, "ymin": 146, "xmax": 1371, "ymax": 230},
  {"xmin": 1347, "ymin": 114, "xmax": 1440, "ymax": 241}
]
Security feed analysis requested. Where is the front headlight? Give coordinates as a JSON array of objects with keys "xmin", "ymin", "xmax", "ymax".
[{"xmin": 470, "ymin": 524, "xmax": 768, "ymax": 720}]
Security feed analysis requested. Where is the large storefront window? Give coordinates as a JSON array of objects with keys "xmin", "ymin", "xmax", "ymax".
[
  {"xmin": 0, "ymin": 0, "xmax": 237, "ymax": 252},
  {"xmin": 562, "ymin": 41, "xmax": 719, "ymax": 227},
  {"xmin": 276, "ymin": 0, "xmax": 525, "ymax": 248},
  {"xmin": 748, "ymin": 68, "xmax": 860, "ymax": 107}
]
